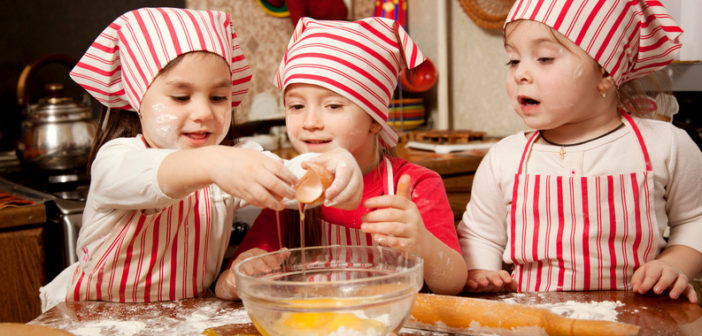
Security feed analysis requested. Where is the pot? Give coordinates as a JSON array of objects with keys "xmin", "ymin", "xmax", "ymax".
[{"xmin": 16, "ymin": 54, "xmax": 97, "ymax": 171}]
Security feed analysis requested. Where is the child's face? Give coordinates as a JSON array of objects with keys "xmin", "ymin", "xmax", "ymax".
[
  {"xmin": 139, "ymin": 52, "xmax": 232, "ymax": 149},
  {"xmin": 504, "ymin": 20, "xmax": 607, "ymax": 130},
  {"xmin": 284, "ymin": 83, "xmax": 381, "ymax": 167}
]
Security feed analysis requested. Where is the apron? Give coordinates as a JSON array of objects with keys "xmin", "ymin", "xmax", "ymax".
[
  {"xmin": 311, "ymin": 157, "xmax": 394, "ymax": 282},
  {"xmin": 69, "ymin": 137, "xmax": 231, "ymax": 303},
  {"xmin": 510, "ymin": 113, "xmax": 659, "ymax": 292},
  {"xmin": 320, "ymin": 157, "xmax": 394, "ymax": 247}
]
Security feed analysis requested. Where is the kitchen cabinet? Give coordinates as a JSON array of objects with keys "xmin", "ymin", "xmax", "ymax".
[
  {"xmin": 0, "ymin": 202, "xmax": 47, "ymax": 322},
  {"xmin": 396, "ymin": 144, "xmax": 484, "ymax": 223}
]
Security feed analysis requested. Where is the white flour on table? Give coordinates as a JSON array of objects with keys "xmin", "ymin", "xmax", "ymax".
[
  {"xmin": 32, "ymin": 300, "xmax": 251, "ymax": 336},
  {"xmin": 500, "ymin": 296, "xmax": 624, "ymax": 322}
]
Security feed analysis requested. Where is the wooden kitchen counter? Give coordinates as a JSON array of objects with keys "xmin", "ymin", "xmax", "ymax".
[
  {"xmin": 29, "ymin": 291, "xmax": 702, "ymax": 335},
  {"xmin": 0, "ymin": 182, "xmax": 49, "ymax": 322}
]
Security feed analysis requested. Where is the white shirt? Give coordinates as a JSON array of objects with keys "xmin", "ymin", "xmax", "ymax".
[{"xmin": 458, "ymin": 117, "xmax": 702, "ymax": 271}]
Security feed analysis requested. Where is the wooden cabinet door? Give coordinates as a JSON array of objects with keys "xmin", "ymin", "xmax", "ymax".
[{"xmin": 0, "ymin": 226, "xmax": 45, "ymax": 322}]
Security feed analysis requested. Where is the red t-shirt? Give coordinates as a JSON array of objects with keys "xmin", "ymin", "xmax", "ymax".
[{"xmin": 228, "ymin": 156, "xmax": 460, "ymax": 266}]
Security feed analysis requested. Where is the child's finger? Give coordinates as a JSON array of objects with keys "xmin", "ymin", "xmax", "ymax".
[
  {"xmin": 653, "ymin": 269, "xmax": 677, "ymax": 294},
  {"xmin": 363, "ymin": 195, "xmax": 411, "ymax": 210},
  {"xmin": 507, "ymin": 278, "xmax": 519, "ymax": 292},
  {"xmin": 684, "ymin": 284, "xmax": 698, "ymax": 304},
  {"xmin": 262, "ymin": 255, "xmax": 284, "ymax": 270},
  {"xmin": 396, "ymin": 174, "xmax": 411, "ymax": 199},
  {"xmin": 668, "ymin": 276, "xmax": 690, "ymax": 300},
  {"xmin": 498, "ymin": 270, "xmax": 513, "ymax": 284},
  {"xmin": 466, "ymin": 279, "xmax": 479, "ymax": 290},
  {"xmin": 637, "ymin": 273, "xmax": 659, "ymax": 294},
  {"xmin": 361, "ymin": 221, "xmax": 406, "ymax": 237}
]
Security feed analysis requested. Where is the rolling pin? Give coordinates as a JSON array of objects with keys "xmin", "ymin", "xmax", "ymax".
[{"xmin": 409, "ymin": 293, "xmax": 640, "ymax": 336}]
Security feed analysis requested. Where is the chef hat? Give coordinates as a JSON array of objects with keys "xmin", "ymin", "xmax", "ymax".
[
  {"xmin": 505, "ymin": 0, "xmax": 682, "ymax": 86},
  {"xmin": 275, "ymin": 17, "xmax": 426, "ymax": 148},
  {"xmin": 70, "ymin": 7, "xmax": 252, "ymax": 112}
]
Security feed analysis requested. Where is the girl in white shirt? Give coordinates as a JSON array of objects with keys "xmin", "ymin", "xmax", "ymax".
[
  {"xmin": 40, "ymin": 7, "xmax": 362, "ymax": 311},
  {"xmin": 458, "ymin": 0, "xmax": 702, "ymax": 303}
]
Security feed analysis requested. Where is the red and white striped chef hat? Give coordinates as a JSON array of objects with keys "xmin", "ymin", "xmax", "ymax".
[
  {"xmin": 70, "ymin": 7, "xmax": 252, "ymax": 112},
  {"xmin": 505, "ymin": 0, "xmax": 682, "ymax": 86},
  {"xmin": 275, "ymin": 17, "xmax": 426, "ymax": 148}
]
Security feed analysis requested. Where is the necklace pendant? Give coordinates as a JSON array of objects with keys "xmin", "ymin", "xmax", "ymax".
[{"xmin": 559, "ymin": 146, "xmax": 566, "ymax": 160}]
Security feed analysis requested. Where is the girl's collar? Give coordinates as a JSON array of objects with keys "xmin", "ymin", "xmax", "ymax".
[{"xmin": 139, "ymin": 134, "xmax": 150, "ymax": 148}]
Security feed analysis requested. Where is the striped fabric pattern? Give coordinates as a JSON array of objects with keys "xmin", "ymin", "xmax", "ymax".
[
  {"xmin": 70, "ymin": 7, "xmax": 252, "ymax": 112},
  {"xmin": 510, "ymin": 112, "xmax": 658, "ymax": 291},
  {"xmin": 505, "ymin": 0, "xmax": 683, "ymax": 86},
  {"xmin": 275, "ymin": 17, "xmax": 426, "ymax": 147},
  {"xmin": 71, "ymin": 187, "xmax": 218, "ymax": 302}
]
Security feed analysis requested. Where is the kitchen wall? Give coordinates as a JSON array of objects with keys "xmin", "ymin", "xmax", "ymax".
[
  {"xmin": 185, "ymin": 0, "xmax": 377, "ymax": 125},
  {"xmin": 445, "ymin": 1, "xmax": 525, "ymax": 136},
  {"xmin": 0, "ymin": 0, "xmax": 185, "ymax": 152}
]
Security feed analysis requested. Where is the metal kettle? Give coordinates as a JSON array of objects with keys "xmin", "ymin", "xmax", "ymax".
[{"xmin": 16, "ymin": 54, "xmax": 98, "ymax": 171}]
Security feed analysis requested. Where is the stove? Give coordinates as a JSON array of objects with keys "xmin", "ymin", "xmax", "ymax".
[{"xmin": 0, "ymin": 151, "xmax": 88, "ymax": 278}]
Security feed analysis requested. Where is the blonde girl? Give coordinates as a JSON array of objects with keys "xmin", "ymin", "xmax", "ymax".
[{"xmin": 458, "ymin": 0, "xmax": 702, "ymax": 303}]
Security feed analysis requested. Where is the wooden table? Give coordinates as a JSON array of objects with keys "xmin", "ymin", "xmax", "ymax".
[{"xmin": 29, "ymin": 291, "xmax": 702, "ymax": 335}]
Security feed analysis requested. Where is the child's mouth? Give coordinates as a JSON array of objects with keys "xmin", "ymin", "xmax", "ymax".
[
  {"xmin": 518, "ymin": 96, "xmax": 540, "ymax": 106},
  {"xmin": 184, "ymin": 131, "xmax": 211, "ymax": 145},
  {"xmin": 304, "ymin": 139, "xmax": 332, "ymax": 145}
]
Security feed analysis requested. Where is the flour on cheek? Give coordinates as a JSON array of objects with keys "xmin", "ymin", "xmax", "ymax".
[{"xmin": 144, "ymin": 103, "xmax": 180, "ymax": 149}]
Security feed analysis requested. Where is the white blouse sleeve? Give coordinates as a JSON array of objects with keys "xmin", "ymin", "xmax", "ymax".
[
  {"xmin": 457, "ymin": 143, "xmax": 512, "ymax": 271},
  {"xmin": 88, "ymin": 137, "xmax": 177, "ymax": 210},
  {"xmin": 662, "ymin": 127, "xmax": 702, "ymax": 253}
]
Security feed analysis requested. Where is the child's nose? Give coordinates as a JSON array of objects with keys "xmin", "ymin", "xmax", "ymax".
[
  {"xmin": 191, "ymin": 99, "xmax": 216, "ymax": 122},
  {"xmin": 302, "ymin": 107, "xmax": 323, "ymax": 129},
  {"xmin": 514, "ymin": 63, "xmax": 532, "ymax": 83}
]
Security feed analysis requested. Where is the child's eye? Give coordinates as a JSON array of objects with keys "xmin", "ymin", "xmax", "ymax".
[
  {"xmin": 327, "ymin": 104, "xmax": 343, "ymax": 110},
  {"xmin": 287, "ymin": 104, "xmax": 305, "ymax": 110},
  {"xmin": 171, "ymin": 96, "xmax": 190, "ymax": 102},
  {"xmin": 210, "ymin": 96, "xmax": 228, "ymax": 103},
  {"xmin": 537, "ymin": 57, "xmax": 555, "ymax": 64},
  {"xmin": 506, "ymin": 59, "xmax": 519, "ymax": 67}
]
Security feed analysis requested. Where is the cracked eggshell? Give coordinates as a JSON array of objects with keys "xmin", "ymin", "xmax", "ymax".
[{"xmin": 295, "ymin": 162, "xmax": 333, "ymax": 205}]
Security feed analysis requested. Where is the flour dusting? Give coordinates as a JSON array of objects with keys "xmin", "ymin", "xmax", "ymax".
[
  {"xmin": 500, "ymin": 297, "xmax": 623, "ymax": 321},
  {"xmin": 31, "ymin": 300, "xmax": 252, "ymax": 336}
]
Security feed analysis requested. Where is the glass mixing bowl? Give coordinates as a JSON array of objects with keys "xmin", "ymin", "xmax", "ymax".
[{"xmin": 234, "ymin": 245, "xmax": 424, "ymax": 336}]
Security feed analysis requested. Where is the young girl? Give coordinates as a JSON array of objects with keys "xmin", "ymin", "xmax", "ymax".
[
  {"xmin": 215, "ymin": 17, "xmax": 467, "ymax": 298},
  {"xmin": 39, "ymin": 7, "xmax": 362, "ymax": 311},
  {"xmin": 458, "ymin": 0, "xmax": 702, "ymax": 302}
]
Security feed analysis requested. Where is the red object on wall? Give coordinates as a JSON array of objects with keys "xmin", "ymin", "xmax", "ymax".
[{"xmin": 286, "ymin": 0, "xmax": 348, "ymax": 26}]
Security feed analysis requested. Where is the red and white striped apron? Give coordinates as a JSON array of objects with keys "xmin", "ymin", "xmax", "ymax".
[
  {"xmin": 510, "ymin": 113, "xmax": 658, "ymax": 291},
  {"xmin": 69, "ymin": 137, "xmax": 230, "ymax": 303},
  {"xmin": 320, "ymin": 157, "xmax": 394, "ymax": 248},
  {"xmin": 312, "ymin": 158, "xmax": 393, "ymax": 282}
]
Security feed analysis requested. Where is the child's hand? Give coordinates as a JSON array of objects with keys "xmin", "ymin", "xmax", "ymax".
[
  {"xmin": 465, "ymin": 269, "xmax": 518, "ymax": 293},
  {"xmin": 211, "ymin": 147, "xmax": 297, "ymax": 211},
  {"xmin": 304, "ymin": 148, "xmax": 362, "ymax": 210},
  {"xmin": 215, "ymin": 248, "xmax": 290, "ymax": 300},
  {"xmin": 360, "ymin": 174, "xmax": 429, "ymax": 254},
  {"xmin": 631, "ymin": 259, "xmax": 698, "ymax": 303}
]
